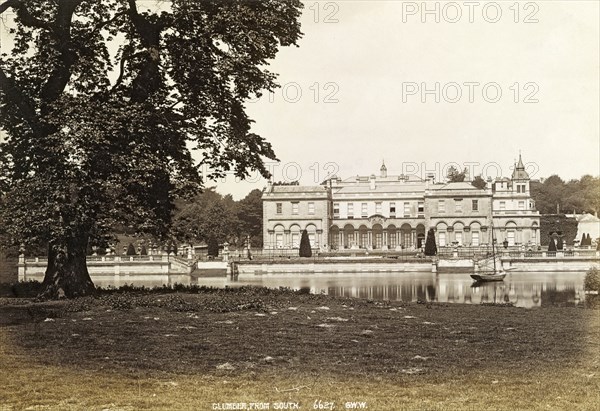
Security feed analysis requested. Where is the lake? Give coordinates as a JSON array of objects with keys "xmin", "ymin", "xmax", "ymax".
[{"xmin": 194, "ymin": 271, "xmax": 589, "ymax": 309}]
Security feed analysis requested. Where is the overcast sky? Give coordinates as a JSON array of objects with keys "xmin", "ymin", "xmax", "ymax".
[
  {"xmin": 2, "ymin": 1, "xmax": 598, "ymax": 199},
  {"xmin": 218, "ymin": 0, "xmax": 599, "ymax": 199}
]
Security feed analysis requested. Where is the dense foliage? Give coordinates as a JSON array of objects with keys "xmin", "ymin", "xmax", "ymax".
[
  {"xmin": 171, "ymin": 187, "xmax": 263, "ymax": 250},
  {"xmin": 471, "ymin": 175, "xmax": 487, "ymax": 189},
  {"xmin": 531, "ymin": 175, "xmax": 600, "ymax": 215},
  {"xmin": 0, "ymin": 0, "xmax": 303, "ymax": 297},
  {"xmin": 539, "ymin": 214, "xmax": 578, "ymax": 246},
  {"xmin": 446, "ymin": 166, "xmax": 467, "ymax": 183}
]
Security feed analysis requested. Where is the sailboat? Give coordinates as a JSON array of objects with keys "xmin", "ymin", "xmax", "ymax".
[{"xmin": 470, "ymin": 216, "xmax": 507, "ymax": 282}]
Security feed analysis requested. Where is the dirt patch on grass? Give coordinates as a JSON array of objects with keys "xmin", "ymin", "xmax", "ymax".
[{"xmin": 1, "ymin": 287, "xmax": 598, "ymax": 409}]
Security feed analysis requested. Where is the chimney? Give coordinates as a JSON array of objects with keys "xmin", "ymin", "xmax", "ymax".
[{"xmin": 370, "ymin": 174, "xmax": 376, "ymax": 190}]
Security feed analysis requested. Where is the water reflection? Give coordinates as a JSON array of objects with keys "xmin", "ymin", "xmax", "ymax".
[{"xmin": 196, "ymin": 272, "xmax": 588, "ymax": 309}]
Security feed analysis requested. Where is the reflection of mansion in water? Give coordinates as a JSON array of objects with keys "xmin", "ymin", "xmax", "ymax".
[
  {"xmin": 263, "ymin": 155, "xmax": 540, "ymax": 250},
  {"xmin": 308, "ymin": 277, "xmax": 586, "ymax": 309}
]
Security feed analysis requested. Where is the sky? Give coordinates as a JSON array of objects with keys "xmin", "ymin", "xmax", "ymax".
[
  {"xmin": 1, "ymin": 1, "xmax": 598, "ymax": 200},
  {"xmin": 217, "ymin": 0, "xmax": 600, "ymax": 199}
]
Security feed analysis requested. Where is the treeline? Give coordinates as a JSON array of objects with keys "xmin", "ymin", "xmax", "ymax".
[
  {"xmin": 530, "ymin": 175, "xmax": 599, "ymax": 215},
  {"xmin": 171, "ymin": 188, "xmax": 263, "ymax": 249}
]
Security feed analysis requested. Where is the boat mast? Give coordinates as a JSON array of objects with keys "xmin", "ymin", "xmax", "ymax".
[{"xmin": 491, "ymin": 197, "xmax": 497, "ymax": 274}]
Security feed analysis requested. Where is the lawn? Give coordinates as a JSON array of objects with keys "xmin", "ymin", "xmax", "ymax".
[{"xmin": 0, "ymin": 287, "xmax": 598, "ymax": 410}]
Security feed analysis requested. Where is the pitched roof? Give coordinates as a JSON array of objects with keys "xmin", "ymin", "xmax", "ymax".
[
  {"xmin": 430, "ymin": 182, "xmax": 479, "ymax": 191},
  {"xmin": 270, "ymin": 185, "xmax": 327, "ymax": 193}
]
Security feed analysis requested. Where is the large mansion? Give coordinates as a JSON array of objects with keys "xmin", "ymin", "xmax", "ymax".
[{"xmin": 263, "ymin": 156, "xmax": 540, "ymax": 251}]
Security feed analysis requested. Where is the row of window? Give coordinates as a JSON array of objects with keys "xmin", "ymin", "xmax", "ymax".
[
  {"xmin": 274, "ymin": 232, "xmax": 317, "ymax": 248},
  {"xmin": 275, "ymin": 199, "xmax": 529, "ymax": 217},
  {"xmin": 438, "ymin": 199, "xmax": 479, "ymax": 213},
  {"xmin": 498, "ymin": 200, "xmax": 528, "ymax": 211},
  {"xmin": 276, "ymin": 202, "xmax": 315, "ymax": 215},
  {"xmin": 437, "ymin": 229, "xmax": 537, "ymax": 246},
  {"xmin": 333, "ymin": 202, "xmax": 425, "ymax": 219}
]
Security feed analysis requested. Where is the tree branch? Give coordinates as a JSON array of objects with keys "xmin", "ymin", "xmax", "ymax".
[
  {"xmin": 39, "ymin": 0, "xmax": 84, "ymax": 105},
  {"xmin": 126, "ymin": 0, "xmax": 164, "ymax": 102},
  {"xmin": 0, "ymin": 0, "xmax": 52, "ymax": 31},
  {"xmin": 0, "ymin": 67, "xmax": 44, "ymax": 137}
]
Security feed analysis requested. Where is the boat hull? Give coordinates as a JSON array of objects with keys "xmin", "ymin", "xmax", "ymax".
[{"xmin": 470, "ymin": 273, "xmax": 506, "ymax": 282}]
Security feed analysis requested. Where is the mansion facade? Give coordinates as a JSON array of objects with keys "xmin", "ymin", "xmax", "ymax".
[{"xmin": 263, "ymin": 156, "xmax": 540, "ymax": 251}]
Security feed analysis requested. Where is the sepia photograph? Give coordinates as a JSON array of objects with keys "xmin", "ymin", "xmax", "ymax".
[{"xmin": 0, "ymin": 1, "xmax": 599, "ymax": 410}]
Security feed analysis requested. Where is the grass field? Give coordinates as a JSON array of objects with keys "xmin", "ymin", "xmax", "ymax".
[{"xmin": 0, "ymin": 287, "xmax": 598, "ymax": 410}]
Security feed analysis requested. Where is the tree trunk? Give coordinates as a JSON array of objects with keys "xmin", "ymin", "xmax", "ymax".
[{"xmin": 39, "ymin": 233, "xmax": 95, "ymax": 299}]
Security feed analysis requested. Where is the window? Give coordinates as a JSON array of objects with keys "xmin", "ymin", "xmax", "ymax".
[
  {"xmin": 375, "ymin": 202, "xmax": 382, "ymax": 214},
  {"xmin": 439, "ymin": 232, "xmax": 446, "ymax": 247},
  {"xmin": 418, "ymin": 202, "xmax": 424, "ymax": 215},
  {"xmin": 438, "ymin": 200, "xmax": 445, "ymax": 213},
  {"xmin": 291, "ymin": 233, "xmax": 300, "ymax": 249},
  {"xmin": 308, "ymin": 233, "xmax": 316, "ymax": 248},
  {"xmin": 455, "ymin": 199, "xmax": 463, "ymax": 213},
  {"xmin": 403, "ymin": 202, "xmax": 411, "ymax": 217},
  {"xmin": 472, "ymin": 200, "xmax": 478, "ymax": 211},
  {"xmin": 291, "ymin": 202, "xmax": 299, "ymax": 215},
  {"xmin": 455, "ymin": 232, "xmax": 463, "ymax": 246},
  {"xmin": 276, "ymin": 234, "xmax": 283, "ymax": 248},
  {"xmin": 499, "ymin": 201, "xmax": 506, "ymax": 211},
  {"xmin": 308, "ymin": 202, "xmax": 315, "ymax": 215},
  {"xmin": 472, "ymin": 231, "xmax": 480, "ymax": 246},
  {"xmin": 390, "ymin": 202, "xmax": 396, "ymax": 217},
  {"xmin": 361, "ymin": 203, "xmax": 368, "ymax": 218},
  {"xmin": 333, "ymin": 203, "xmax": 339, "ymax": 217},
  {"xmin": 507, "ymin": 231, "xmax": 515, "ymax": 246},
  {"xmin": 516, "ymin": 185, "xmax": 521, "ymax": 193},
  {"xmin": 518, "ymin": 201, "xmax": 525, "ymax": 210},
  {"xmin": 347, "ymin": 203, "xmax": 354, "ymax": 219},
  {"xmin": 276, "ymin": 203, "xmax": 282, "ymax": 214}
]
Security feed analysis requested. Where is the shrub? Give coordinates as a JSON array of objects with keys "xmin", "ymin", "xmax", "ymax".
[
  {"xmin": 299, "ymin": 229, "xmax": 312, "ymax": 257},
  {"xmin": 0, "ymin": 280, "xmax": 42, "ymax": 298},
  {"xmin": 547, "ymin": 238, "xmax": 557, "ymax": 252},
  {"xmin": 126, "ymin": 243, "xmax": 136, "ymax": 255},
  {"xmin": 424, "ymin": 228, "xmax": 437, "ymax": 256},
  {"xmin": 584, "ymin": 268, "xmax": 599, "ymax": 292},
  {"xmin": 140, "ymin": 245, "xmax": 148, "ymax": 255},
  {"xmin": 207, "ymin": 238, "xmax": 219, "ymax": 257}
]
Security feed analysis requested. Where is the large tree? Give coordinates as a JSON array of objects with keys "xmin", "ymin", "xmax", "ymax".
[
  {"xmin": 0, "ymin": 0, "xmax": 303, "ymax": 298},
  {"xmin": 236, "ymin": 188, "xmax": 263, "ymax": 248}
]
